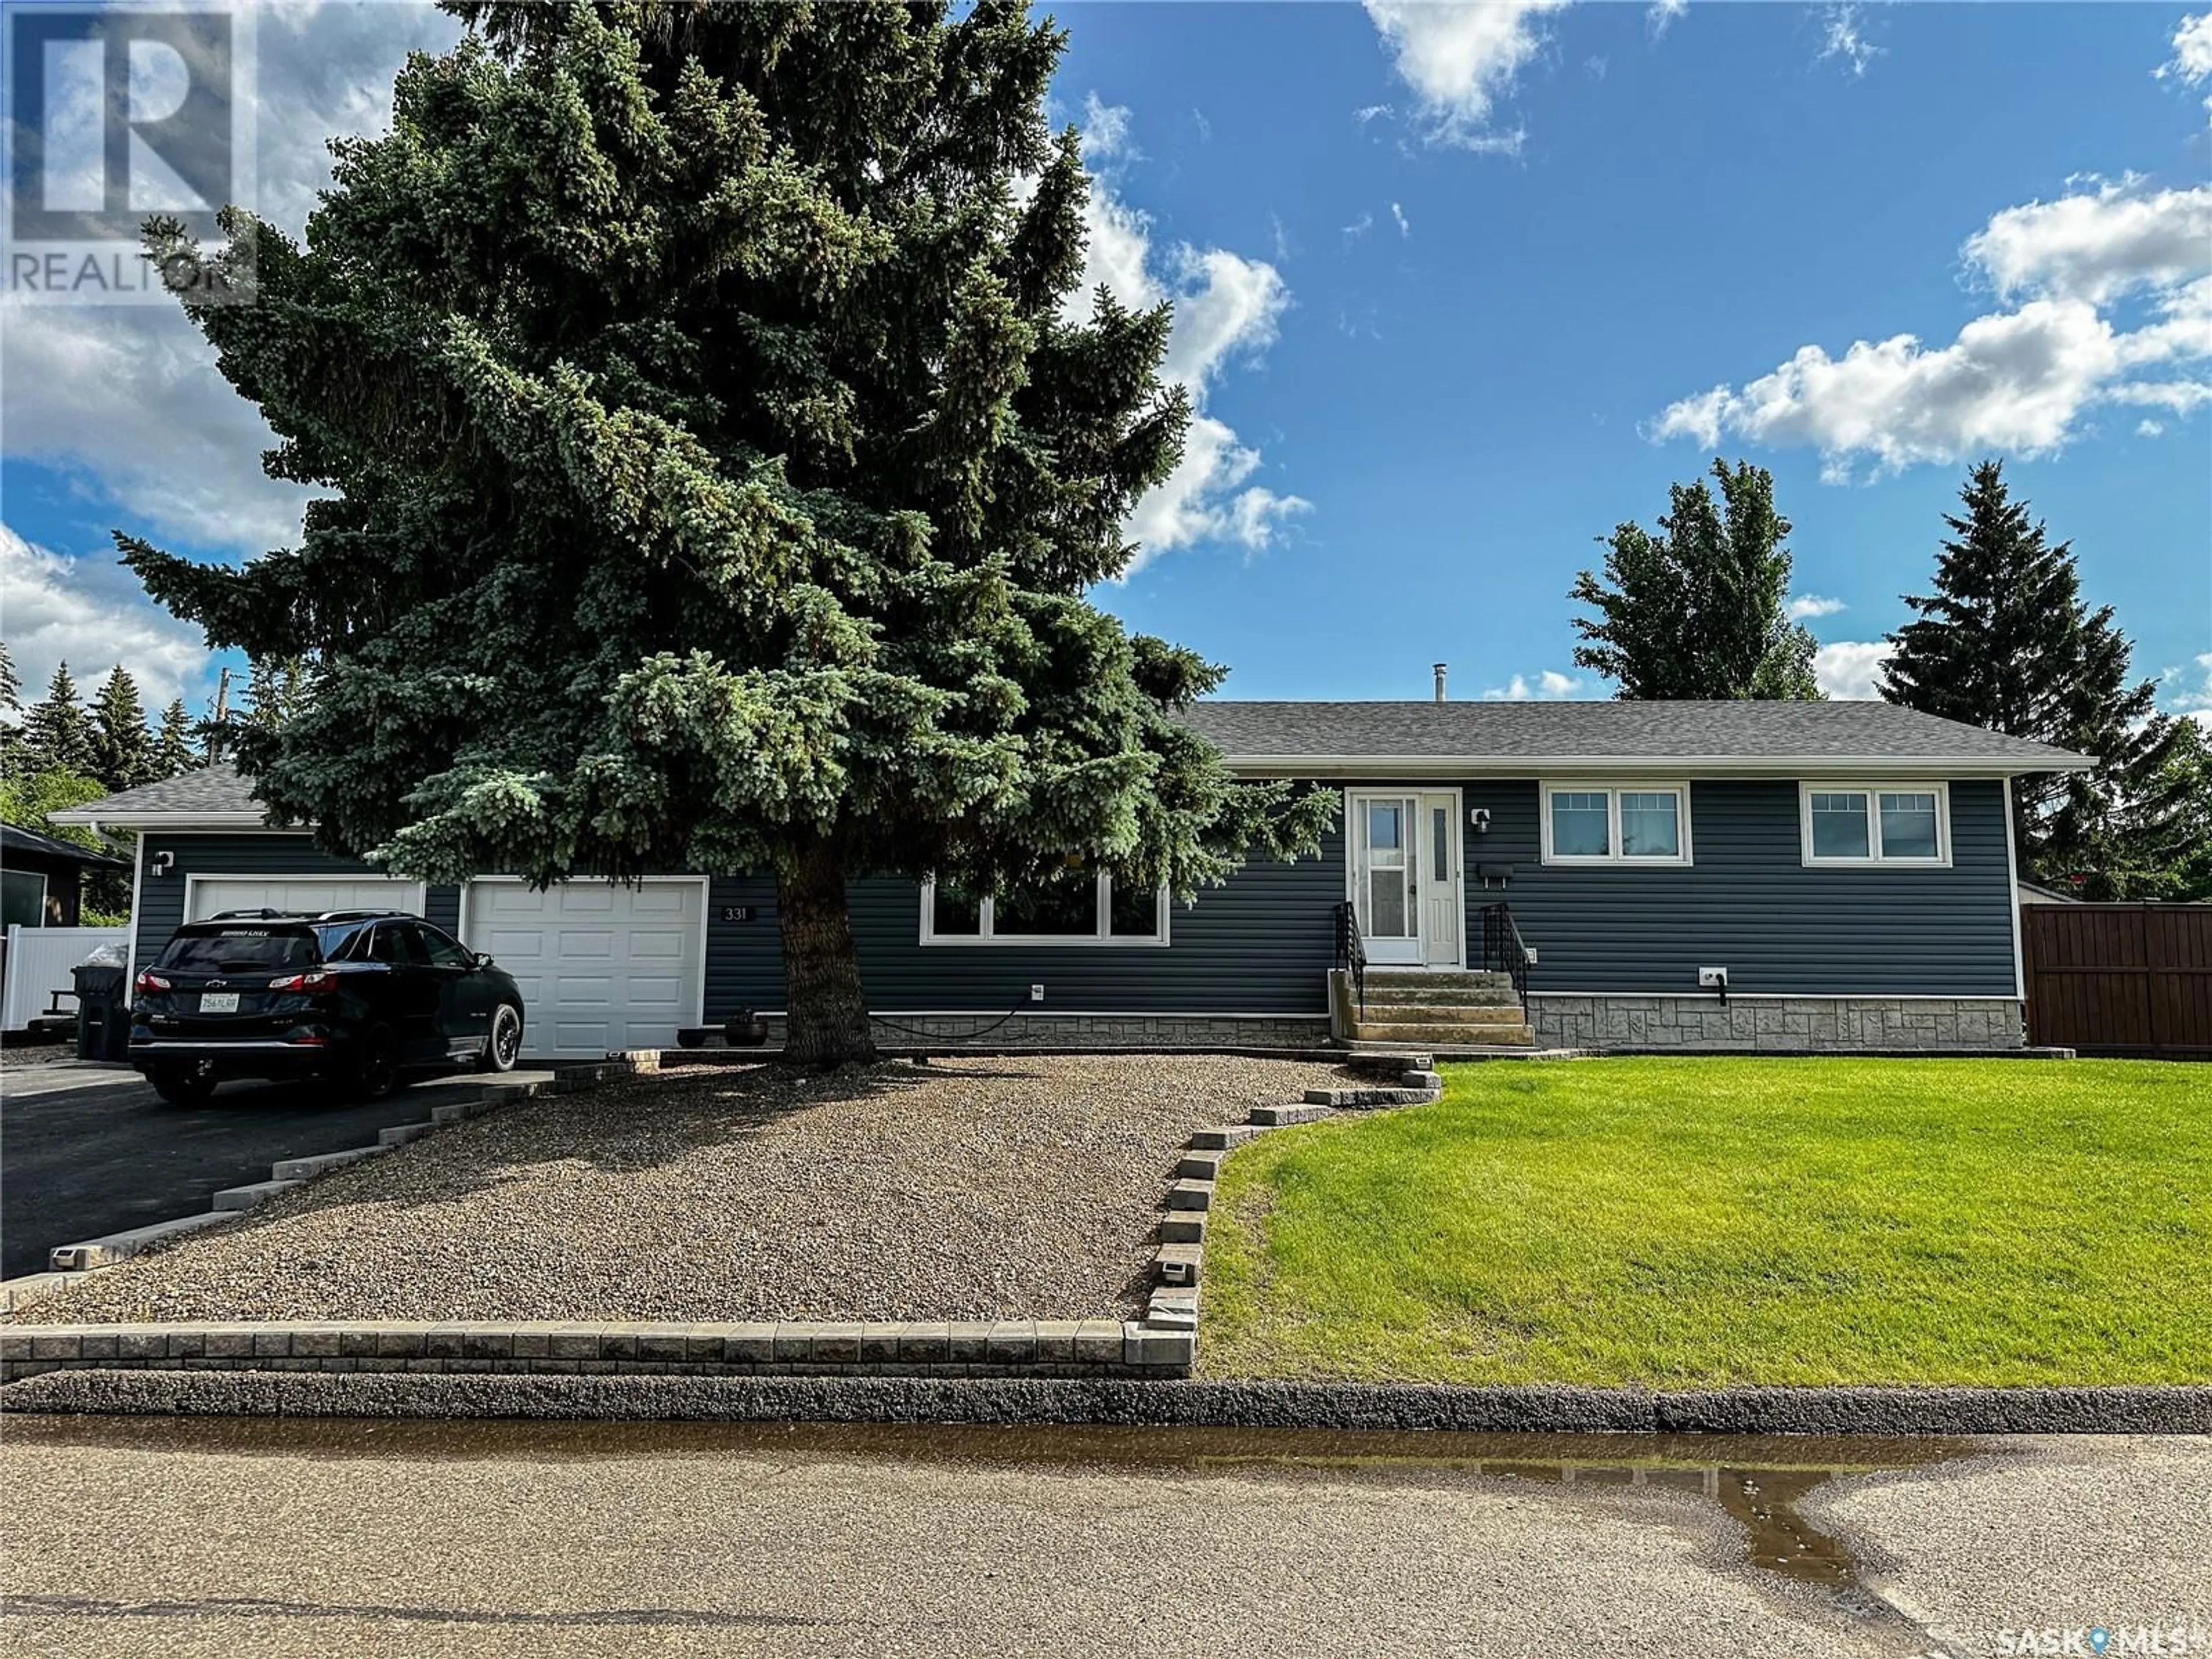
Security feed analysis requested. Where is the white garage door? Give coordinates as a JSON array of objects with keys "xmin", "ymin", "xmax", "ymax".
[
  {"xmin": 463, "ymin": 879, "xmax": 706, "ymax": 1059},
  {"xmin": 187, "ymin": 876, "xmax": 427, "ymax": 922}
]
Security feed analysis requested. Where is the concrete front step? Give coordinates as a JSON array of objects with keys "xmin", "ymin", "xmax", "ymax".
[
  {"xmin": 1353, "ymin": 984, "xmax": 1523, "ymax": 1008},
  {"xmin": 1352, "ymin": 1020, "xmax": 1537, "ymax": 1046},
  {"xmin": 1359, "ymin": 969, "xmax": 1517, "ymax": 990},
  {"xmin": 1358, "ymin": 1001, "xmax": 1530, "ymax": 1027}
]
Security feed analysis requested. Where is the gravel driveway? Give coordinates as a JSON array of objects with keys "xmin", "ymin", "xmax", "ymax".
[{"xmin": 14, "ymin": 1056, "xmax": 1345, "ymax": 1325}]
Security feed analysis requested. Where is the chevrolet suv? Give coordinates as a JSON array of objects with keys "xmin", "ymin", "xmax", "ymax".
[{"xmin": 130, "ymin": 910, "xmax": 526, "ymax": 1105}]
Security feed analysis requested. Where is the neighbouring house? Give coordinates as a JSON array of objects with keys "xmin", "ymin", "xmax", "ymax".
[
  {"xmin": 51, "ymin": 699, "xmax": 2092, "ymax": 1056},
  {"xmin": 2, "ymin": 822, "xmax": 127, "ymax": 929},
  {"xmin": 2017, "ymin": 878, "xmax": 2084, "ymax": 905}
]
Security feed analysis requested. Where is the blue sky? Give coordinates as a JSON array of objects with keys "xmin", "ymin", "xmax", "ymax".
[{"xmin": 3, "ymin": 1, "xmax": 2208, "ymax": 725}]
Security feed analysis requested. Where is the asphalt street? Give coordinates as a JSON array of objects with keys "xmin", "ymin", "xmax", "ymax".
[
  {"xmin": 1, "ymin": 1419, "xmax": 2205, "ymax": 1658},
  {"xmin": 0, "ymin": 1062, "xmax": 553, "ymax": 1278}
]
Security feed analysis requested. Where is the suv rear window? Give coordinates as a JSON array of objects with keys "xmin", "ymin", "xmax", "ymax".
[{"xmin": 157, "ymin": 929, "xmax": 320, "ymax": 974}]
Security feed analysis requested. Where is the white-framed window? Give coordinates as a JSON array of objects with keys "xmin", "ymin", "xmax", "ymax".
[
  {"xmin": 1539, "ymin": 783, "xmax": 1692, "ymax": 866},
  {"xmin": 1799, "ymin": 781, "xmax": 1950, "ymax": 867},
  {"xmin": 919, "ymin": 866, "xmax": 1170, "ymax": 946}
]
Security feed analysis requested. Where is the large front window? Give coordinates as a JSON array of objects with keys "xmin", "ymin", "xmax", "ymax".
[
  {"xmin": 1542, "ymin": 784, "xmax": 1690, "ymax": 865},
  {"xmin": 921, "ymin": 864, "xmax": 1168, "ymax": 945}
]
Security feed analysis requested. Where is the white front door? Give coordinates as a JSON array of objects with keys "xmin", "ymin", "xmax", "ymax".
[{"xmin": 1349, "ymin": 790, "xmax": 1463, "ymax": 969}]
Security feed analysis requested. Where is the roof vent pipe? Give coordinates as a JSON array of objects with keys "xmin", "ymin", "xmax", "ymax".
[{"xmin": 1433, "ymin": 662, "xmax": 1448, "ymax": 703}]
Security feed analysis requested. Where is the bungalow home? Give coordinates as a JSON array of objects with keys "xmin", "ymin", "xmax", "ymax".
[{"xmin": 54, "ymin": 699, "xmax": 2090, "ymax": 1056}]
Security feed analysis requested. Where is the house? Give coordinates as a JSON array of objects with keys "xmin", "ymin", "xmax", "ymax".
[
  {"xmin": 2, "ymin": 822, "xmax": 128, "ymax": 929},
  {"xmin": 52, "ymin": 699, "xmax": 2092, "ymax": 1056}
]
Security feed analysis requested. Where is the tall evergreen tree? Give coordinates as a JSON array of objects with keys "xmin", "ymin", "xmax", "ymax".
[
  {"xmin": 88, "ymin": 665, "xmax": 156, "ymax": 790},
  {"xmin": 119, "ymin": 2, "xmax": 1330, "ymax": 1063},
  {"xmin": 1569, "ymin": 458, "xmax": 1822, "ymax": 700},
  {"xmin": 242, "ymin": 656, "xmax": 310, "ymax": 732},
  {"xmin": 1882, "ymin": 460, "xmax": 2187, "ymax": 887},
  {"xmin": 0, "ymin": 641, "xmax": 24, "ymax": 778},
  {"xmin": 153, "ymin": 698, "xmax": 200, "ymax": 779},
  {"xmin": 21, "ymin": 662, "xmax": 93, "ymax": 776}
]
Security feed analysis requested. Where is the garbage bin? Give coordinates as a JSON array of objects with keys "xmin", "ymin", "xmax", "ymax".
[{"xmin": 73, "ymin": 963, "xmax": 130, "ymax": 1063}]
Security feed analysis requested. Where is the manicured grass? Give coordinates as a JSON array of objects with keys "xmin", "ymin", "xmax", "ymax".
[{"xmin": 1200, "ymin": 1058, "xmax": 2212, "ymax": 1387}]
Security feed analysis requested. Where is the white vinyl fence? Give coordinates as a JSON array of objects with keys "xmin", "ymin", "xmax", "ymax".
[{"xmin": 0, "ymin": 925, "xmax": 131, "ymax": 1034}]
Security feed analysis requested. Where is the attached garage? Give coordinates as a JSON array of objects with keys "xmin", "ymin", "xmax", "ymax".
[
  {"xmin": 185, "ymin": 874, "xmax": 427, "ymax": 922},
  {"xmin": 462, "ymin": 877, "xmax": 707, "ymax": 1058}
]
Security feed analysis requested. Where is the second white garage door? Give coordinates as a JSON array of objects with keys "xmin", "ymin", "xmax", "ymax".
[
  {"xmin": 462, "ymin": 878, "xmax": 707, "ymax": 1059},
  {"xmin": 187, "ymin": 875, "xmax": 427, "ymax": 922}
]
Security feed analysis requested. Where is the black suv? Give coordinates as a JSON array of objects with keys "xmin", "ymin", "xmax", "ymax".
[{"xmin": 130, "ymin": 910, "xmax": 527, "ymax": 1105}]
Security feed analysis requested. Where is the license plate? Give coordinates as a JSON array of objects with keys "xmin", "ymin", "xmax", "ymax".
[{"xmin": 198, "ymin": 992, "xmax": 240, "ymax": 1014}]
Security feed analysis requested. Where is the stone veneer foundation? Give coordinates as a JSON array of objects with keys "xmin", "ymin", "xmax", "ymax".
[{"xmin": 1528, "ymin": 994, "xmax": 2024, "ymax": 1052}]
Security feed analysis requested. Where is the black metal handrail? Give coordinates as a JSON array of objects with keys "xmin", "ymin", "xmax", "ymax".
[
  {"xmin": 1480, "ymin": 901, "xmax": 1530, "ymax": 1012},
  {"xmin": 1331, "ymin": 899, "xmax": 1366, "ymax": 1016}
]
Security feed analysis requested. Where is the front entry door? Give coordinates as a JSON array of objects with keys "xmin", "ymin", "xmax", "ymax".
[{"xmin": 1350, "ymin": 791, "xmax": 1463, "ymax": 968}]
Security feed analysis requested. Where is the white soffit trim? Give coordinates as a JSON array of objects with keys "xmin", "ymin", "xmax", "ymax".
[{"xmin": 1215, "ymin": 753, "xmax": 2094, "ymax": 779}]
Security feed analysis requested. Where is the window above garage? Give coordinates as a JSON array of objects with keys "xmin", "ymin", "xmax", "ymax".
[{"xmin": 920, "ymin": 864, "xmax": 1169, "ymax": 946}]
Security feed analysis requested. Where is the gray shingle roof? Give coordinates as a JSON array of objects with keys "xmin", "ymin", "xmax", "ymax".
[
  {"xmin": 1178, "ymin": 700, "xmax": 2094, "ymax": 771},
  {"xmin": 1, "ymin": 822, "xmax": 130, "ymax": 868},
  {"xmin": 47, "ymin": 764, "xmax": 261, "ymax": 825}
]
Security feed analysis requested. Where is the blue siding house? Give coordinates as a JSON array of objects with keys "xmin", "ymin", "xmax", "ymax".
[{"xmin": 55, "ymin": 698, "xmax": 2091, "ymax": 1056}]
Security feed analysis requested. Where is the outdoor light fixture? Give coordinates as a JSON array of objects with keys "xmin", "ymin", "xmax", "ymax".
[
  {"xmin": 1468, "ymin": 808, "xmax": 1491, "ymax": 834},
  {"xmin": 151, "ymin": 850, "xmax": 176, "ymax": 875}
]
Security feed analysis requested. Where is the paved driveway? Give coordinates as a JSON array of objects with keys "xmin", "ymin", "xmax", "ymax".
[{"xmin": 0, "ymin": 1063, "xmax": 553, "ymax": 1279}]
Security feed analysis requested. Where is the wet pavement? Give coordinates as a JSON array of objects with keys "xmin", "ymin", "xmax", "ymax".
[{"xmin": 3, "ymin": 1418, "xmax": 2205, "ymax": 1656}]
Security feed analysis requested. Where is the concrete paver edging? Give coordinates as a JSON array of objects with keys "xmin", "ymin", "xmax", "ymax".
[{"xmin": 5, "ymin": 1369, "xmax": 2206, "ymax": 1433}]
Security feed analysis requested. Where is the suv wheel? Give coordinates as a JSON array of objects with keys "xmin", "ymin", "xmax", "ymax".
[
  {"xmin": 350, "ymin": 1025, "xmax": 401, "ymax": 1101},
  {"xmin": 150, "ymin": 1062, "xmax": 218, "ymax": 1107},
  {"xmin": 479, "ymin": 1003, "xmax": 523, "ymax": 1074}
]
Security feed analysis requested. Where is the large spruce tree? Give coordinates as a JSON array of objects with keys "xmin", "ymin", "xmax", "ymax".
[
  {"xmin": 21, "ymin": 663, "xmax": 93, "ymax": 777},
  {"xmin": 0, "ymin": 642, "xmax": 24, "ymax": 778},
  {"xmin": 88, "ymin": 665, "xmax": 156, "ymax": 791},
  {"xmin": 120, "ymin": 2, "xmax": 1328, "ymax": 1063},
  {"xmin": 1881, "ymin": 460, "xmax": 2191, "ymax": 889},
  {"xmin": 153, "ymin": 698, "xmax": 200, "ymax": 778},
  {"xmin": 1569, "ymin": 458, "xmax": 1821, "ymax": 700}
]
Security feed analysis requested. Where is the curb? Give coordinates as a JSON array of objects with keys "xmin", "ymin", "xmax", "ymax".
[
  {"xmin": 0, "ymin": 1319, "xmax": 1191, "ymax": 1382},
  {"xmin": 5, "ymin": 1370, "xmax": 2205, "ymax": 1433},
  {"xmin": 1, "ymin": 1059, "xmax": 652, "ymax": 1310}
]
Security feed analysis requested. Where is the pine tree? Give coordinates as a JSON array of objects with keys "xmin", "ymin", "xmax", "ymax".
[
  {"xmin": 1882, "ymin": 460, "xmax": 2187, "ymax": 887},
  {"xmin": 242, "ymin": 656, "xmax": 310, "ymax": 731},
  {"xmin": 118, "ymin": 2, "xmax": 1331, "ymax": 1063},
  {"xmin": 0, "ymin": 641, "xmax": 24, "ymax": 779},
  {"xmin": 153, "ymin": 698, "xmax": 200, "ymax": 778},
  {"xmin": 1569, "ymin": 459, "xmax": 1823, "ymax": 700},
  {"xmin": 88, "ymin": 665, "xmax": 156, "ymax": 790},
  {"xmin": 21, "ymin": 662, "xmax": 93, "ymax": 776}
]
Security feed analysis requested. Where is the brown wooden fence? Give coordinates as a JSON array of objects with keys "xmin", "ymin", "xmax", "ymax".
[{"xmin": 2021, "ymin": 903, "xmax": 2212, "ymax": 1059}]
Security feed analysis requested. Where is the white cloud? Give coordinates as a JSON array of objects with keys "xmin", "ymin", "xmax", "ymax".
[
  {"xmin": 2164, "ymin": 653, "xmax": 2212, "ymax": 728},
  {"xmin": 1362, "ymin": 0, "xmax": 1570, "ymax": 150},
  {"xmin": 1391, "ymin": 202, "xmax": 1412, "ymax": 238},
  {"xmin": 1817, "ymin": 4, "xmax": 1881, "ymax": 77},
  {"xmin": 1080, "ymin": 92, "xmax": 1138, "ymax": 164},
  {"xmin": 2138, "ymin": 418, "xmax": 2166, "ymax": 437},
  {"xmin": 1787, "ymin": 594, "xmax": 1847, "ymax": 620},
  {"xmin": 1, "ymin": 523, "xmax": 214, "ymax": 712},
  {"xmin": 1, "ymin": 1, "xmax": 462, "ymax": 559},
  {"xmin": 2157, "ymin": 11, "xmax": 2212, "ymax": 119},
  {"xmin": 1067, "ymin": 104, "xmax": 1306, "ymax": 566},
  {"xmin": 1647, "ymin": 0, "xmax": 1688, "ymax": 38},
  {"xmin": 1814, "ymin": 640, "xmax": 1891, "ymax": 700},
  {"xmin": 1654, "ymin": 181, "xmax": 2212, "ymax": 476},
  {"xmin": 1963, "ymin": 178, "xmax": 2212, "ymax": 305},
  {"xmin": 1342, "ymin": 211, "xmax": 1374, "ymax": 245},
  {"xmin": 1353, "ymin": 103, "xmax": 1395, "ymax": 126},
  {"xmin": 1482, "ymin": 669, "xmax": 1586, "ymax": 700}
]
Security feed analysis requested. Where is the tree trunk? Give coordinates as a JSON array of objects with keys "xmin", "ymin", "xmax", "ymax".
[{"xmin": 777, "ymin": 837, "xmax": 877, "ymax": 1066}]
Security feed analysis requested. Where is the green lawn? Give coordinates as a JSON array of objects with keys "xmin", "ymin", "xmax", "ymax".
[{"xmin": 1200, "ymin": 1058, "xmax": 2212, "ymax": 1387}]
